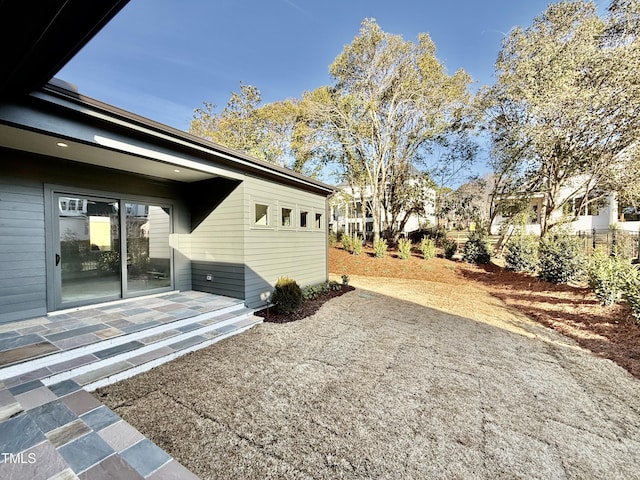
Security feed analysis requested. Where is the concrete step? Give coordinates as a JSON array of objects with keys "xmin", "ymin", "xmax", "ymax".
[
  {"xmin": 70, "ymin": 315, "xmax": 262, "ymax": 391},
  {"xmin": 0, "ymin": 304, "xmax": 261, "ymax": 391}
]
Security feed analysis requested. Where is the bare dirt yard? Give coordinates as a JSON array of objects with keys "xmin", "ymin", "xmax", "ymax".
[
  {"xmin": 94, "ymin": 245, "xmax": 640, "ymax": 479},
  {"xmin": 330, "ymin": 245, "xmax": 640, "ymax": 379}
]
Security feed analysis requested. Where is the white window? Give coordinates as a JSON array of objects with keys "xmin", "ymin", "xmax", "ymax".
[
  {"xmin": 281, "ymin": 207, "xmax": 293, "ymax": 227},
  {"xmin": 254, "ymin": 203, "xmax": 270, "ymax": 226},
  {"xmin": 299, "ymin": 210, "xmax": 309, "ymax": 228}
]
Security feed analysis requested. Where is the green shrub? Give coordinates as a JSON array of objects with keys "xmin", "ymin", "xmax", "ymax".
[
  {"xmin": 505, "ymin": 233, "xmax": 539, "ymax": 273},
  {"xmin": 373, "ymin": 238, "xmax": 388, "ymax": 258},
  {"xmin": 329, "ymin": 280, "xmax": 342, "ymax": 291},
  {"xmin": 442, "ymin": 237, "xmax": 458, "ymax": 260},
  {"xmin": 302, "ymin": 284, "xmax": 320, "ymax": 301},
  {"xmin": 462, "ymin": 228, "xmax": 492, "ymax": 265},
  {"xmin": 271, "ymin": 277, "xmax": 304, "ymax": 314},
  {"xmin": 351, "ymin": 235, "xmax": 364, "ymax": 255},
  {"xmin": 586, "ymin": 249, "xmax": 630, "ymax": 306},
  {"xmin": 328, "ymin": 230, "xmax": 337, "ymax": 248},
  {"xmin": 622, "ymin": 266, "xmax": 640, "ymax": 323},
  {"xmin": 341, "ymin": 274, "xmax": 350, "ymax": 286},
  {"xmin": 397, "ymin": 238, "xmax": 412, "ymax": 260},
  {"xmin": 538, "ymin": 232, "xmax": 584, "ymax": 284},
  {"xmin": 341, "ymin": 233, "xmax": 352, "ymax": 252},
  {"xmin": 420, "ymin": 236, "xmax": 436, "ymax": 261}
]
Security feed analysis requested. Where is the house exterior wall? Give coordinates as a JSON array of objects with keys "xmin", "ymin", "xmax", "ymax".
[
  {"xmin": 189, "ymin": 180, "xmax": 246, "ymax": 300},
  {"xmin": 0, "ymin": 150, "xmax": 191, "ymax": 323},
  {"xmin": 243, "ymin": 176, "xmax": 328, "ymax": 308}
]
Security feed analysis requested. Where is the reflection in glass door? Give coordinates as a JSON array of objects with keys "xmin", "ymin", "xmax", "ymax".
[
  {"xmin": 57, "ymin": 195, "xmax": 121, "ymax": 305},
  {"xmin": 126, "ymin": 203, "xmax": 171, "ymax": 294}
]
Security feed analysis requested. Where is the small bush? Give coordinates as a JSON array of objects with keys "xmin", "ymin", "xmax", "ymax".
[
  {"xmin": 351, "ymin": 235, "xmax": 364, "ymax": 255},
  {"xmin": 397, "ymin": 238, "xmax": 412, "ymax": 260},
  {"xmin": 271, "ymin": 277, "xmax": 303, "ymax": 314},
  {"xmin": 442, "ymin": 237, "xmax": 458, "ymax": 260},
  {"xmin": 462, "ymin": 228, "xmax": 492, "ymax": 265},
  {"xmin": 328, "ymin": 230, "xmax": 337, "ymax": 248},
  {"xmin": 341, "ymin": 233, "xmax": 352, "ymax": 252},
  {"xmin": 505, "ymin": 233, "xmax": 539, "ymax": 273},
  {"xmin": 302, "ymin": 284, "xmax": 320, "ymax": 301},
  {"xmin": 341, "ymin": 274, "xmax": 350, "ymax": 286},
  {"xmin": 586, "ymin": 249, "xmax": 630, "ymax": 306},
  {"xmin": 538, "ymin": 232, "xmax": 584, "ymax": 284},
  {"xmin": 373, "ymin": 238, "xmax": 388, "ymax": 258},
  {"xmin": 622, "ymin": 266, "xmax": 640, "ymax": 323},
  {"xmin": 329, "ymin": 280, "xmax": 342, "ymax": 291},
  {"xmin": 420, "ymin": 236, "xmax": 436, "ymax": 261}
]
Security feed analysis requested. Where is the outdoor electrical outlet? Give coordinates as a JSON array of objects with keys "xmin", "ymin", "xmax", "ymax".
[{"xmin": 206, "ymin": 274, "xmax": 213, "ymax": 281}]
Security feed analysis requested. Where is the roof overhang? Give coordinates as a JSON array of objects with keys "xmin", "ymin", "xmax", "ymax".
[
  {"xmin": 0, "ymin": 0, "xmax": 130, "ymax": 100},
  {"xmin": 0, "ymin": 85, "xmax": 335, "ymax": 196}
]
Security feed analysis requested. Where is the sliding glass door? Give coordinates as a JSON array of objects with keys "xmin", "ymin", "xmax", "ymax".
[{"xmin": 53, "ymin": 192, "xmax": 172, "ymax": 309}]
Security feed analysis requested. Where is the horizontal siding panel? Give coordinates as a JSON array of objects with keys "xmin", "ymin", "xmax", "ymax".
[
  {"xmin": 0, "ymin": 282, "xmax": 46, "ymax": 296},
  {"xmin": 0, "ymin": 234, "xmax": 45, "ymax": 245},
  {"xmin": 0, "ymin": 307, "xmax": 47, "ymax": 324},
  {"xmin": 0, "ymin": 209, "xmax": 44, "ymax": 220},
  {"xmin": 1, "ymin": 268, "xmax": 45, "ymax": 278},
  {"xmin": 0, "ymin": 290, "xmax": 46, "ymax": 307},
  {"xmin": 0, "ymin": 226, "xmax": 44, "ymax": 237},
  {"xmin": 0, "ymin": 190, "xmax": 44, "ymax": 204},
  {"xmin": 0, "ymin": 252, "xmax": 45, "ymax": 262},
  {"xmin": 0, "ymin": 276, "xmax": 46, "ymax": 289},
  {"xmin": 0, "ymin": 299, "xmax": 46, "ymax": 316}
]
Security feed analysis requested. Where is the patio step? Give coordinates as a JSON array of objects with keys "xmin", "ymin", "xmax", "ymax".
[{"xmin": 0, "ymin": 303, "xmax": 262, "ymax": 391}]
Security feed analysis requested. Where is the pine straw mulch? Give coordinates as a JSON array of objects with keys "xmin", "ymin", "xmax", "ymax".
[{"xmin": 328, "ymin": 245, "xmax": 640, "ymax": 379}]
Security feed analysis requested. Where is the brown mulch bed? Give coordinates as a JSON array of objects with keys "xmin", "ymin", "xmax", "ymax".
[
  {"xmin": 256, "ymin": 285, "xmax": 355, "ymax": 323},
  {"xmin": 329, "ymin": 244, "xmax": 640, "ymax": 379}
]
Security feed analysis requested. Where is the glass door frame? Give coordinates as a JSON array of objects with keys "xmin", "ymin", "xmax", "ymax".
[{"xmin": 45, "ymin": 185, "xmax": 174, "ymax": 312}]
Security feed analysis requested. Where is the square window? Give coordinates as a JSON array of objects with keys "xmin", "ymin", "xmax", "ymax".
[
  {"xmin": 315, "ymin": 212, "xmax": 323, "ymax": 229},
  {"xmin": 255, "ymin": 203, "xmax": 269, "ymax": 226},
  {"xmin": 281, "ymin": 207, "xmax": 292, "ymax": 227},
  {"xmin": 300, "ymin": 210, "xmax": 308, "ymax": 228}
]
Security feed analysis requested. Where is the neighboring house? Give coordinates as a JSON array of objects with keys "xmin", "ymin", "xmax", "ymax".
[
  {"xmin": 0, "ymin": 2, "xmax": 333, "ymax": 324},
  {"xmin": 330, "ymin": 182, "xmax": 436, "ymax": 239},
  {"xmin": 491, "ymin": 189, "xmax": 640, "ymax": 235}
]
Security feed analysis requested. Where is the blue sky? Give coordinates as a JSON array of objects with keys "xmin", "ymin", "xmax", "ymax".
[{"xmin": 57, "ymin": 0, "xmax": 584, "ymax": 133}]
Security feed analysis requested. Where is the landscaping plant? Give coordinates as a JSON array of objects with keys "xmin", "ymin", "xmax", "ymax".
[
  {"xmin": 373, "ymin": 238, "xmax": 388, "ymax": 258},
  {"xmin": 538, "ymin": 231, "xmax": 584, "ymax": 284},
  {"xmin": 397, "ymin": 238, "xmax": 412, "ymax": 260},
  {"xmin": 622, "ymin": 265, "xmax": 640, "ymax": 323},
  {"xmin": 442, "ymin": 236, "xmax": 458, "ymax": 260},
  {"xmin": 586, "ymin": 248, "xmax": 629, "ymax": 306},
  {"xmin": 420, "ymin": 236, "xmax": 436, "ymax": 261},
  {"xmin": 505, "ymin": 232, "xmax": 539, "ymax": 273},
  {"xmin": 271, "ymin": 277, "xmax": 304, "ymax": 314},
  {"xmin": 341, "ymin": 232, "xmax": 353, "ymax": 252},
  {"xmin": 462, "ymin": 228, "xmax": 492, "ymax": 265},
  {"xmin": 351, "ymin": 234, "xmax": 364, "ymax": 255}
]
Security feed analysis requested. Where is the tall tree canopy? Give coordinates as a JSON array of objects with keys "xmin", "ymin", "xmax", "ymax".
[
  {"xmin": 299, "ymin": 19, "xmax": 474, "ymax": 240},
  {"xmin": 190, "ymin": 82, "xmax": 300, "ymax": 169},
  {"xmin": 484, "ymin": 0, "xmax": 640, "ymax": 235}
]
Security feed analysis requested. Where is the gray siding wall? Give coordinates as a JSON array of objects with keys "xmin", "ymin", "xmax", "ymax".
[
  {"xmin": 189, "ymin": 181, "xmax": 245, "ymax": 299},
  {"xmin": 243, "ymin": 176, "xmax": 328, "ymax": 308},
  {"xmin": 0, "ymin": 176, "xmax": 47, "ymax": 322},
  {"xmin": 0, "ymin": 151, "xmax": 191, "ymax": 323}
]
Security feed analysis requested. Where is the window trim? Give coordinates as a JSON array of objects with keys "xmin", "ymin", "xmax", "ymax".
[
  {"xmin": 279, "ymin": 205, "xmax": 295, "ymax": 229},
  {"xmin": 252, "ymin": 200, "xmax": 272, "ymax": 229}
]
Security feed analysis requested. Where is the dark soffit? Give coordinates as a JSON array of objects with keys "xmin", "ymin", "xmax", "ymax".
[{"xmin": 0, "ymin": 0, "xmax": 130, "ymax": 100}]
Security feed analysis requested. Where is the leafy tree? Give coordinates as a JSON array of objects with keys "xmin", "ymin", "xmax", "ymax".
[
  {"xmin": 299, "ymin": 19, "xmax": 474, "ymax": 241},
  {"xmin": 190, "ymin": 82, "xmax": 301, "ymax": 170},
  {"xmin": 483, "ymin": 0, "xmax": 640, "ymax": 236}
]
